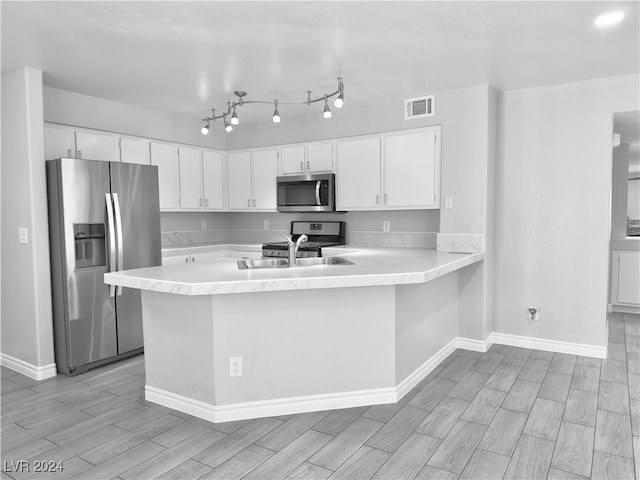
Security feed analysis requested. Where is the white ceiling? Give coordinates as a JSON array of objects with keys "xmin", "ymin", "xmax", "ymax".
[{"xmin": 2, "ymin": 1, "xmax": 639, "ymax": 123}]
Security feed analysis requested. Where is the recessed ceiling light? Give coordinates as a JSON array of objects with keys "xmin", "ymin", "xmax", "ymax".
[{"xmin": 594, "ymin": 11, "xmax": 625, "ymax": 28}]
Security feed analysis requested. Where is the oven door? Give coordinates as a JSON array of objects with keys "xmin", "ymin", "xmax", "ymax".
[{"xmin": 276, "ymin": 174, "xmax": 335, "ymax": 212}]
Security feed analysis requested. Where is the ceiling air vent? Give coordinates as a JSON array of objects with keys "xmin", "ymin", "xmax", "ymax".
[{"xmin": 405, "ymin": 95, "xmax": 434, "ymax": 120}]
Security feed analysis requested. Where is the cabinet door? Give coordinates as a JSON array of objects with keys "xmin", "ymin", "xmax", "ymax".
[
  {"xmin": 150, "ymin": 142, "xmax": 179, "ymax": 210},
  {"xmin": 384, "ymin": 129, "xmax": 438, "ymax": 208},
  {"xmin": 202, "ymin": 150, "xmax": 225, "ymax": 210},
  {"xmin": 616, "ymin": 251, "xmax": 640, "ymax": 305},
  {"xmin": 75, "ymin": 131, "xmax": 118, "ymax": 162},
  {"xmin": 281, "ymin": 146, "xmax": 305, "ymax": 175},
  {"xmin": 120, "ymin": 137, "xmax": 150, "ymax": 165},
  {"xmin": 307, "ymin": 143, "xmax": 333, "ymax": 172},
  {"xmin": 336, "ymin": 137, "xmax": 381, "ymax": 210},
  {"xmin": 252, "ymin": 149, "xmax": 278, "ymax": 210},
  {"xmin": 44, "ymin": 125, "xmax": 76, "ymax": 159},
  {"xmin": 227, "ymin": 152, "xmax": 252, "ymax": 210},
  {"xmin": 178, "ymin": 146, "xmax": 203, "ymax": 209}
]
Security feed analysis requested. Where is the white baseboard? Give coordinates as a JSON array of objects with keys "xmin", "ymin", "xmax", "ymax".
[
  {"xmin": 490, "ymin": 332, "xmax": 607, "ymax": 359},
  {"xmin": 456, "ymin": 336, "xmax": 492, "ymax": 353},
  {"xmin": 145, "ymin": 330, "xmax": 607, "ymax": 422},
  {"xmin": 396, "ymin": 339, "xmax": 458, "ymax": 399},
  {"xmin": 0, "ymin": 353, "xmax": 57, "ymax": 380},
  {"xmin": 146, "ymin": 385, "xmax": 397, "ymax": 424}
]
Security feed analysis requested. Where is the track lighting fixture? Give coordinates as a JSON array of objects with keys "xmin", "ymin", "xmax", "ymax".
[{"xmin": 200, "ymin": 77, "xmax": 344, "ymax": 134}]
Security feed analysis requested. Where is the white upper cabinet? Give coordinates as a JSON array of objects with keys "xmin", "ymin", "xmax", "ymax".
[
  {"xmin": 280, "ymin": 142, "xmax": 333, "ymax": 175},
  {"xmin": 75, "ymin": 130, "xmax": 118, "ymax": 162},
  {"xmin": 281, "ymin": 146, "xmax": 305, "ymax": 175},
  {"xmin": 336, "ymin": 137, "xmax": 382, "ymax": 210},
  {"xmin": 384, "ymin": 128, "xmax": 439, "ymax": 208},
  {"xmin": 119, "ymin": 137, "xmax": 151, "ymax": 165},
  {"xmin": 150, "ymin": 142, "xmax": 179, "ymax": 210},
  {"xmin": 336, "ymin": 126, "xmax": 441, "ymax": 211},
  {"xmin": 44, "ymin": 124, "xmax": 76, "ymax": 159},
  {"xmin": 227, "ymin": 151, "xmax": 253, "ymax": 210},
  {"xmin": 178, "ymin": 146, "xmax": 204, "ymax": 209},
  {"xmin": 251, "ymin": 149, "xmax": 278, "ymax": 210},
  {"xmin": 307, "ymin": 143, "xmax": 333, "ymax": 173},
  {"xmin": 202, "ymin": 150, "xmax": 225, "ymax": 210},
  {"xmin": 227, "ymin": 149, "xmax": 278, "ymax": 211}
]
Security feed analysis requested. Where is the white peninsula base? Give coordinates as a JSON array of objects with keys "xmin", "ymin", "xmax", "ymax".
[{"xmin": 142, "ymin": 274, "xmax": 459, "ymax": 423}]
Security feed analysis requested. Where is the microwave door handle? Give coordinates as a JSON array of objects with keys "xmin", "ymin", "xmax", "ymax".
[{"xmin": 315, "ymin": 181, "xmax": 322, "ymax": 206}]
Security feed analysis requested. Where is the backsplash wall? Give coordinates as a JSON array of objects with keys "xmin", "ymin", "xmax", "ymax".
[{"xmin": 160, "ymin": 210, "xmax": 440, "ymax": 247}]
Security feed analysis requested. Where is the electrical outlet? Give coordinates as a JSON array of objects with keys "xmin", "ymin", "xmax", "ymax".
[
  {"xmin": 201, "ymin": 220, "xmax": 207, "ymax": 230},
  {"xmin": 264, "ymin": 220, "xmax": 270, "ymax": 230},
  {"xmin": 229, "ymin": 356, "xmax": 242, "ymax": 377},
  {"xmin": 444, "ymin": 196, "xmax": 454, "ymax": 210},
  {"xmin": 528, "ymin": 307, "xmax": 539, "ymax": 321},
  {"xmin": 18, "ymin": 227, "xmax": 28, "ymax": 244},
  {"xmin": 383, "ymin": 221, "xmax": 391, "ymax": 232}
]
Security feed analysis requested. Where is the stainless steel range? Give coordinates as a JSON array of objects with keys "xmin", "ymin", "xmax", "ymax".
[{"xmin": 262, "ymin": 221, "xmax": 346, "ymax": 258}]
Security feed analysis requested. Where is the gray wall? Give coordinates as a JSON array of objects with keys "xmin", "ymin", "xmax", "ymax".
[
  {"xmin": 1, "ymin": 68, "xmax": 55, "ymax": 369},
  {"xmin": 494, "ymin": 74, "xmax": 640, "ymax": 348}
]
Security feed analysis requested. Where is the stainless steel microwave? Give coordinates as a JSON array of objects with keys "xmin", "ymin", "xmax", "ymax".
[{"xmin": 276, "ymin": 173, "xmax": 337, "ymax": 213}]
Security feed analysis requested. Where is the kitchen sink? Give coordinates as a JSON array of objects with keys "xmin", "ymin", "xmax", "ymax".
[
  {"xmin": 295, "ymin": 257, "xmax": 354, "ymax": 266},
  {"xmin": 237, "ymin": 256, "xmax": 354, "ymax": 269},
  {"xmin": 237, "ymin": 258, "xmax": 289, "ymax": 269}
]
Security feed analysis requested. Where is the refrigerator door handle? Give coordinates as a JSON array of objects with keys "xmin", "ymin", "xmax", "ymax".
[
  {"xmin": 112, "ymin": 193, "xmax": 124, "ymax": 296},
  {"xmin": 105, "ymin": 193, "xmax": 117, "ymax": 297}
]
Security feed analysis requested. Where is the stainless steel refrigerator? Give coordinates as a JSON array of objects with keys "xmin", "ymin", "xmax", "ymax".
[{"xmin": 46, "ymin": 157, "xmax": 161, "ymax": 375}]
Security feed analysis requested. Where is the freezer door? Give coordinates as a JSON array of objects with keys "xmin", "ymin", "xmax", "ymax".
[
  {"xmin": 51, "ymin": 158, "xmax": 118, "ymax": 370},
  {"xmin": 110, "ymin": 162, "xmax": 161, "ymax": 354}
]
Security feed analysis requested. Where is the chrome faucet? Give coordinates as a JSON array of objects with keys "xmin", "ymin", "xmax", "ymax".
[{"xmin": 282, "ymin": 234, "xmax": 308, "ymax": 266}]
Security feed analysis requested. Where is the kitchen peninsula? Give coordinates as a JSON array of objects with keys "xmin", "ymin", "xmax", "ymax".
[{"xmin": 104, "ymin": 247, "xmax": 484, "ymax": 422}]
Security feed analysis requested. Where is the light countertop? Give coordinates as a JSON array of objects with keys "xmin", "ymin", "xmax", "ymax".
[{"xmin": 105, "ymin": 246, "xmax": 484, "ymax": 296}]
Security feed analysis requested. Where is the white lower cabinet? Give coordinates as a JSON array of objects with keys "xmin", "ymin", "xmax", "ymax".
[
  {"xmin": 336, "ymin": 126, "xmax": 440, "ymax": 211},
  {"xmin": 611, "ymin": 250, "xmax": 640, "ymax": 307},
  {"xmin": 227, "ymin": 149, "xmax": 278, "ymax": 211}
]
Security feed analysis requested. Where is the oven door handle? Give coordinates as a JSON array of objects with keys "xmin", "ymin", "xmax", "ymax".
[{"xmin": 315, "ymin": 181, "xmax": 322, "ymax": 206}]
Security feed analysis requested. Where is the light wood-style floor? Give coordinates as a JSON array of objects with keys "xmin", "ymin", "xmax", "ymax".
[{"xmin": 2, "ymin": 313, "xmax": 639, "ymax": 480}]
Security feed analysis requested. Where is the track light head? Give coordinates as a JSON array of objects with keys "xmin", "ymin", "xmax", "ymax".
[
  {"xmin": 223, "ymin": 115, "xmax": 233, "ymax": 133},
  {"xmin": 273, "ymin": 99, "xmax": 281, "ymax": 123},
  {"xmin": 323, "ymin": 95, "xmax": 332, "ymax": 119},
  {"xmin": 201, "ymin": 122, "xmax": 210, "ymax": 135},
  {"xmin": 334, "ymin": 92, "xmax": 344, "ymax": 108}
]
